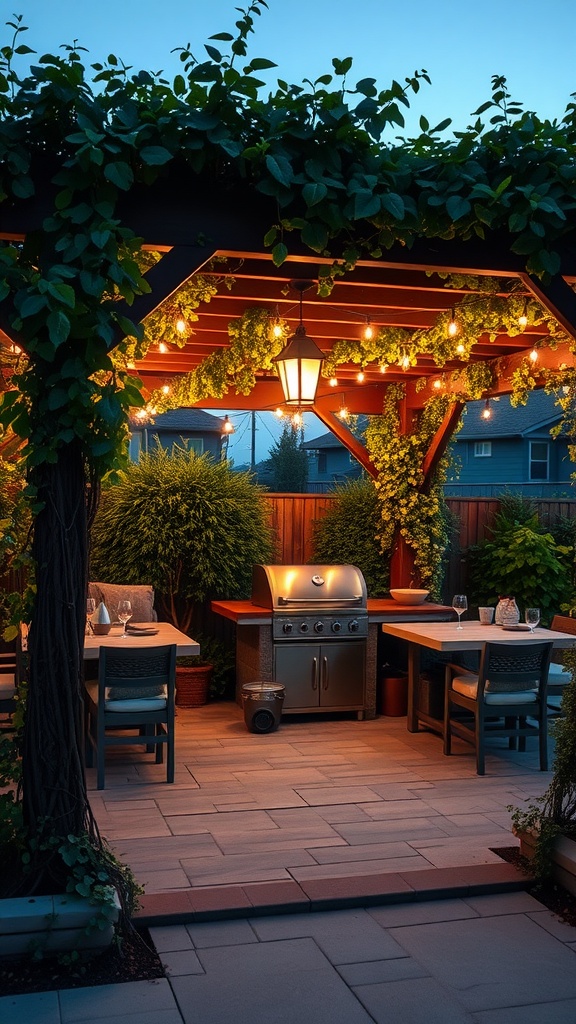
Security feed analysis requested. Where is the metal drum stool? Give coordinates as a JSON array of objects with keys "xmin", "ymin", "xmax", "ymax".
[{"xmin": 241, "ymin": 682, "xmax": 285, "ymax": 733}]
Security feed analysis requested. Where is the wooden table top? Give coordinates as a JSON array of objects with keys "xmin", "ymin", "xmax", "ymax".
[
  {"xmin": 382, "ymin": 619, "xmax": 576, "ymax": 652},
  {"xmin": 84, "ymin": 621, "xmax": 200, "ymax": 659}
]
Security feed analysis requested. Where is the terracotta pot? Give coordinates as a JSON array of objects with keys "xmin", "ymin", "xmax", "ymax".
[{"xmin": 176, "ymin": 664, "xmax": 212, "ymax": 707}]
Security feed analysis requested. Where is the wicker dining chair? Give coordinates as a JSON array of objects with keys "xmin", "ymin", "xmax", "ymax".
[
  {"xmin": 546, "ymin": 615, "xmax": 576, "ymax": 715},
  {"xmin": 443, "ymin": 640, "xmax": 553, "ymax": 775},
  {"xmin": 84, "ymin": 644, "xmax": 177, "ymax": 790}
]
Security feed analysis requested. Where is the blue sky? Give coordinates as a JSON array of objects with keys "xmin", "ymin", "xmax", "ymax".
[{"xmin": 7, "ymin": 0, "xmax": 575, "ymax": 461}]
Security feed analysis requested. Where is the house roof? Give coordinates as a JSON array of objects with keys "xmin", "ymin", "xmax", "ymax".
[
  {"xmin": 144, "ymin": 408, "xmax": 226, "ymax": 433},
  {"xmin": 302, "ymin": 431, "xmax": 343, "ymax": 451},
  {"xmin": 456, "ymin": 390, "xmax": 564, "ymax": 440}
]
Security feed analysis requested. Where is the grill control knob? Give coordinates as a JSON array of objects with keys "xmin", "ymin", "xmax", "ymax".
[
  {"xmin": 282, "ymin": 622, "xmax": 293, "ymax": 634},
  {"xmin": 332, "ymin": 621, "xmax": 342, "ymax": 633},
  {"xmin": 348, "ymin": 619, "xmax": 360, "ymax": 633},
  {"xmin": 314, "ymin": 621, "xmax": 325, "ymax": 633},
  {"xmin": 300, "ymin": 622, "xmax": 309, "ymax": 633}
]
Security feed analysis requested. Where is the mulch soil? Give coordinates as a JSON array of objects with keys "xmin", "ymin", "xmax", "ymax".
[{"xmin": 1, "ymin": 848, "xmax": 575, "ymax": 997}]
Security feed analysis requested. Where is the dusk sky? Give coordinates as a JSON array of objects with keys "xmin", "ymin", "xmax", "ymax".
[{"xmin": 7, "ymin": 0, "xmax": 574, "ymax": 461}]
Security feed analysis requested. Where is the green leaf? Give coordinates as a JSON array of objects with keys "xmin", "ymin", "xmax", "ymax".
[
  {"xmin": 12, "ymin": 176, "xmax": 34, "ymax": 199},
  {"xmin": 47, "ymin": 282, "xmax": 76, "ymax": 308},
  {"xmin": 272, "ymin": 242, "xmax": 288, "ymax": 266},
  {"xmin": 104, "ymin": 161, "xmax": 134, "ymax": 191},
  {"xmin": 20, "ymin": 294, "xmax": 47, "ymax": 318},
  {"xmin": 263, "ymin": 227, "xmax": 277, "ymax": 246},
  {"xmin": 204, "ymin": 44, "xmax": 222, "ymax": 62},
  {"xmin": 446, "ymin": 195, "xmax": 472, "ymax": 221},
  {"xmin": 332, "ymin": 57, "xmax": 353, "ymax": 76},
  {"xmin": 380, "ymin": 193, "xmax": 405, "ymax": 221},
  {"xmin": 248, "ymin": 58, "xmax": 277, "ymax": 70},
  {"xmin": 265, "ymin": 153, "xmax": 293, "ymax": 188},
  {"xmin": 301, "ymin": 221, "xmax": 328, "ymax": 252},
  {"xmin": 140, "ymin": 146, "xmax": 173, "ymax": 166},
  {"xmin": 354, "ymin": 191, "xmax": 381, "ymax": 219},
  {"xmin": 47, "ymin": 387, "xmax": 70, "ymax": 410},
  {"xmin": 47, "ymin": 310, "xmax": 71, "ymax": 347},
  {"xmin": 302, "ymin": 182, "xmax": 328, "ymax": 207}
]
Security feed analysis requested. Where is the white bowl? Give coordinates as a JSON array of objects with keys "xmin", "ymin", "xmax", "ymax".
[{"xmin": 390, "ymin": 589, "xmax": 430, "ymax": 606}]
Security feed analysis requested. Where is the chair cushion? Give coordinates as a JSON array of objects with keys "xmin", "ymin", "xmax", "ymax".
[
  {"xmin": 452, "ymin": 673, "xmax": 538, "ymax": 704},
  {"xmin": 88, "ymin": 582, "xmax": 157, "ymax": 623},
  {"xmin": 106, "ymin": 685, "xmax": 166, "ymax": 701},
  {"xmin": 104, "ymin": 696, "xmax": 167, "ymax": 712}
]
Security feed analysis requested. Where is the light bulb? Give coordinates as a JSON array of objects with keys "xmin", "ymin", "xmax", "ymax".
[
  {"xmin": 481, "ymin": 400, "xmax": 491, "ymax": 420},
  {"xmin": 161, "ymin": 385, "xmax": 170, "ymax": 395},
  {"xmin": 447, "ymin": 309, "xmax": 458, "ymax": 337},
  {"xmin": 292, "ymin": 411, "xmax": 303, "ymax": 427},
  {"xmin": 433, "ymin": 378, "xmax": 442, "ymax": 389},
  {"xmin": 379, "ymin": 363, "xmax": 388, "ymax": 374},
  {"xmin": 147, "ymin": 406, "xmax": 157, "ymax": 417},
  {"xmin": 127, "ymin": 360, "xmax": 136, "ymax": 369},
  {"xmin": 272, "ymin": 321, "xmax": 283, "ymax": 339},
  {"xmin": 363, "ymin": 321, "xmax": 374, "ymax": 341},
  {"xmin": 529, "ymin": 347, "xmax": 538, "ymax": 363},
  {"xmin": 338, "ymin": 403, "xmax": 349, "ymax": 420},
  {"xmin": 275, "ymin": 407, "xmax": 284, "ymax": 418},
  {"xmin": 222, "ymin": 415, "xmax": 234, "ymax": 433},
  {"xmin": 159, "ymin": 341, "xmax": 168, "ymax": 353},
  {"xmin": 356, "ymin": 370, "xmax": 365, "ymax": 383},
  {"xmin": 400, "ymin": 354, "xmax": 410, "ymax": 371},
  {"xmin": 135, "ymin": 408, "xmax": 147, "ymax": 420},
  {"xmin": 176, "ymin": 317, "xmax": 187, "ymax": 334},
  {"xmin": 329, "ymin": 377, "xmax": 338, "ymax": 387},
  {"xmin": 456, "ymin": 342, "xmax": 465, "ymax": 355}
]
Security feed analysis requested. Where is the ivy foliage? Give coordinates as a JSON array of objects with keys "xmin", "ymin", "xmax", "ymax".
[{"xmin": 1, "ymin": 3, "xmax": 576, "ymax": 476}]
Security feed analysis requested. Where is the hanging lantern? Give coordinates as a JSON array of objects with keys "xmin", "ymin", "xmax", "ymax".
[{"xmin": 272, "ymin": 281, "xmax": 324, "ymax": 406}]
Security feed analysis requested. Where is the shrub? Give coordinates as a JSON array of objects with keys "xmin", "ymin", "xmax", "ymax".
[
  {"xmin": 310, "ymin": 478, "xmax": 389, "ymax": 596},
  {"xmin": 90, "ymin": 446, "xmax": 274, "ymax": 632}
]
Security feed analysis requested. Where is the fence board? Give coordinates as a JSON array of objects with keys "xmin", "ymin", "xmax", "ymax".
[{"xmin": 263, "ymin": 493, "xmax": 576, "ymax": 600}]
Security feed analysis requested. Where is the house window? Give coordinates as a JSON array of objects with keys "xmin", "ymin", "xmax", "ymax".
[
  {"xmin": 318, "ymin": 452, "xmax": 327, "ymax": 474},
  {"xmin": 530, "ymin": 441, "xmax": 549, "ymax": 480},
  {"xmin": 474, "ymin": 442, "xmax": 492, "ymax": 457}
]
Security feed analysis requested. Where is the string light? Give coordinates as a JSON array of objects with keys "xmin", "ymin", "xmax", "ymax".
[
  {"xmin": 379, "ymin": 363, "xmax": 388, "ymax": 374},
  {"xmin": 161, "ymin": 385, "xmax": 171, "ymax": 395},
  {"xmin": 518, "ymin": 301, "xmax": 528, "ymax": 328},
  {"xmin": 176, "ymin": 317, "xmax": 187, "ymax": 335},
  {"xmin": 356, "ymin": 370, "xmax": 365, "ymax": 383},
  {"xmin": 274, "ymin": 406, "xmax": 284, "ymax": 418},
  {"xmin": 158, "ymin": 341, "xmax": 168, "ymax": 353},
  {"xmin": 270, "ymin": 306, "xmax": 283, "ymax": 339},
  {"xmin": 291, "ymin": 410, "xmax": 303, "ymax": 427},
  {"xmin": 363, "ymin": 319, "xmax": 374, "ymax": 341},
  {"xmin": 127, "ymin": 360, "xmax": 136, "ymax": 369},
  {"xmin": 447, "ymin": 309, "xmax": 458, "ymax": 337},
  {"xmin": 432, "ymin": 378, "xmax": 442, "ymax": 390},
  {"xmin": 481, "ymin": 398, "xmax": 492, "ymax": 420},
  {"xmin": 338, "ymin": 398, "xmax": 349, "ymax": 421},
  {"xmin": 135, "ymin": 408, "xmax": 147, "ymax": 420},
  {"xmin": 529, "ymin": 347, "xmax": 539, "ymax": 363},
  {"xmin": 329, "ymin": 377, "xmax": 338, "ymax": 387},
  {"xmin": 400, "ymin": 353, "xmax": 410, "ymax": 371},
  {"xmin": 456, "ymin": 342, "xmax": 466, "ymax": 355},
  {"xmin": 222, "ymin": 414, "xmax": 234, "ymax": 434}
]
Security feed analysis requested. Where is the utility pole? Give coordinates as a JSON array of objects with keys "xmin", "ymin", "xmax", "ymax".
[{"xmin": 251, "ymin": 411, "xmax": 256, "ymax": 471}]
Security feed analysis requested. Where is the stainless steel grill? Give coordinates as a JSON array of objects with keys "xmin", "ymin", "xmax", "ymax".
[
  {"xmin": 251, "ymin": 564, "xmax": 368, "ymax": 717},
  {"xmin": 251, "ymin": 563, "xmax": 368, "ymax": 641}
]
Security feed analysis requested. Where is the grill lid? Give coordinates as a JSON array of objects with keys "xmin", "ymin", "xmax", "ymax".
[{"xmin": 251, "ymin": 564, "xmax": 367, "ymax": 611}]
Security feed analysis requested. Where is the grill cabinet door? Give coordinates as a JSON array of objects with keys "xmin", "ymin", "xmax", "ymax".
[
  {"xmin": 274, "ymin": 641, "xmax": 365, "ymax": 712},
  {"xmin": 319, "ymin": 641, "xmax": 365, "ymax": 708}
]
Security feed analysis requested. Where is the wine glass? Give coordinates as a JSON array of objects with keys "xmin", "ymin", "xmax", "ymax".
[
  {"xmin": 117, "ymin": 599, "xmax": 132, "ymax": 638},
  {"xmin": 525, "ymin": 607, "xmax": 540, "ymax": 633},
  {"xmin": 452, "ymin": 594, "xmax": 468, "ymax": 630},
  {"xmin": 86, "ymin": 597, "xmax": 96, "ymax": 635}
]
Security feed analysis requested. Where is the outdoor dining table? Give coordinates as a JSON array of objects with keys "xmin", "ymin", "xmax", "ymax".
[
  {"xmin": 381, "ymin": 619, "xmax": 576, "ymax": 735},
  {"xmin": 83, "ymin": 621, "xmax": 199, "ymax": 659}
]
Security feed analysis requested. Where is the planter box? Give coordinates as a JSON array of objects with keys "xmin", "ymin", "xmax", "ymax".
[
  {"xmin": 518, "ymin": 829, "xmax": 576, "ymax": 897},
  {"xmin": 0, "ymin": 890, "xmax": 120, "ymax": 959}
]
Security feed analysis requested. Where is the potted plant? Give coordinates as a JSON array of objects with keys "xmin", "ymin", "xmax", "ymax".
[
  {"xmin": 510, "ymin": 643, "xmax": 576, "ymax": 894},
  {"xmin": 89, "ymin": 445, "xmax": 275, "ymax": 634},
  {"xmin": 175, "ymin": 635, "xmax": 235, "ymax": 708}
]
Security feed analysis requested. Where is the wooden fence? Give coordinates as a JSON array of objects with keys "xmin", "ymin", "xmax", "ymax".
[{"xmin": 263, "ymin": 493, "xmax": 576, "ymax": 601}]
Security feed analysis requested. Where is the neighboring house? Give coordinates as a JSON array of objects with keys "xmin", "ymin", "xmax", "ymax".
[
  {"xmin": 445, "ymin": 390, "xmax": 575, "ymax": 498},
  {"xmin": 301, "ymin": 430, "xmax": 364, "ymax": 493},
  {"xmin": 129, "ymin": 408, "xmax": 228, "ymax": 462}
]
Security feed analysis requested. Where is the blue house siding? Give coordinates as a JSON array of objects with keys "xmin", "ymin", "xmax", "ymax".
[{"xmin": 445, "ymin": 392, "xmax": 575, "ymax": 498}]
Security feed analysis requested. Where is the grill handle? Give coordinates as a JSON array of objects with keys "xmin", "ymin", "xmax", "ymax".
[
  {"xmin": 278, "ymin": 596, "xmax": 364, "ymax": 606},
  {"xmin": 322, "ymin": 655, "xmax": 329, "ymax": 690},
  {"xmin": 312, "ymin": 657, "xmax": 318, "ymax": 690}
]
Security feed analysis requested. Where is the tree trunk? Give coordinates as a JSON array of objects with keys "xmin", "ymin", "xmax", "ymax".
[{"xmin": 22, "ymin": 443, "xmax": 94, "ymax": 855}]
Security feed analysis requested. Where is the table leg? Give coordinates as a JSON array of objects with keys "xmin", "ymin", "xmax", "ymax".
[{"xmin": 407, "ymin": 642, "xmax": 420, "ymax": 732}]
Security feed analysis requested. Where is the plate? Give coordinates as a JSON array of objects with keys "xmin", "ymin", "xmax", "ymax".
[
  {"xmin": 125, "ymin": 626, "xmax": 159, "ymax": 636},
  {"xmin": 502, "ymin": 623, "xmax": 531, "ymax": 631}
]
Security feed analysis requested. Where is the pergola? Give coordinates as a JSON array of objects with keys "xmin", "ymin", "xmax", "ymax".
[{"xmin": 3, "ymin": 181, "xmax": 576, "ymax": 583}]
